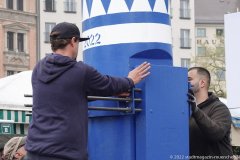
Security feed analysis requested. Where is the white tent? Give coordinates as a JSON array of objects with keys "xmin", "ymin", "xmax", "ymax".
[
  {"xmin": 0, "ymin": 71, "xmax": 32, "ymax": 135},
  {"xmin": 0, "ymin": 71, "xmax": 32, "ymax": 108}
]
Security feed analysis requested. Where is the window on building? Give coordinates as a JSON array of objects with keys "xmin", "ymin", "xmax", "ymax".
[
  {"xmin": 17, "ymin": 33, "xmax": 24, "ymax": 52},
  {"xmin": 181, "ymin": 58, "xmax": 190, "ymax": 68},
  {"xmin": 45, "ymin": 23, "xmax": 56, "ymax": 42},
  {"xmin": 6, "ymin": 0, "xmax": 14, "ymax": 9},
  {"xmin": 64, "ymin": 0, "xmax": 76, "ymax": 13},
  {"xmin": 197, "ymin": 47, "xmax": 206, "ymax": 56},
  {"xmin": 216, "ymin": 47, "xmax": 224, "ymax": 56},
  {"xmin": 45, "ymin": 0, "xmax": 56, "ymax": 12},
  {"xmin": 17, "ymin": 0, "xmax": 24, "ymax": 11},
  {"xmin": 215, "ymin": 70, "xmax": 225, "ymax": 81},
  {"xmin": 7, "ymin": 70, "xmax": 15, "ymax": 76},
  {"xmin": 6, "ymin": 31, "xmax": 27, "ymax": 53},
  {"xmin": 216, "ymin": 29, "xmax": 224, "ymax": 37},
  {"xmin": 180, "ymin": 29, "xmax": 191, "ymax": 48},
  {"xmin": 197, "ymin": 28, "xmax": 206, "ymax": 37},
  {"xmin": 7, "ymin": 31, "xmax": 14, "ymax": 51},
  {"xmin": 180, "ymin": 0, "xmax": 190, "ymax": 19}
]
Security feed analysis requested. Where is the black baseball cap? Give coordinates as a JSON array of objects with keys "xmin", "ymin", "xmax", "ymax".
[{"xmin": 50, "ymin": 22, "xmax": 89, "ymax": 42}]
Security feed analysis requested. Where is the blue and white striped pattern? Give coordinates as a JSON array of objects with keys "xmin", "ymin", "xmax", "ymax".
[
  {"xmin": 82, "ymin": 0, "xmax": 169, "ymax": 20},
  {"xmin": 82, "ymin": 23, "xmax": 172, "ymax": 50},
  {"xmin": 82, "ymin": 0, "xmax": 171, "ymax": 51}
]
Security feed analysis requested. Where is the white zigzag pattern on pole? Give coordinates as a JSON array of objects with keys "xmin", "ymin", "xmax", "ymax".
[
  {"xmin": 131, "ymin": 0, "xmax": 152, "ymax": 12},
  {"xmin": 83, "ymin": 0, "xmax": 168, "ymax": 19},
  {"xmin": 90, "ymin": 0, "xmax": 106, "ymax": 18},
  {"xmin": 153, "ymin": 0, "xmax": 167, "ymax": 13},
  {"xmin": 108, "ymin": 0, "xmax": 129, "ymax": 14},
  {"xmin": 82, "ymin": 0, "xmax": 89, "ymax": 21}
]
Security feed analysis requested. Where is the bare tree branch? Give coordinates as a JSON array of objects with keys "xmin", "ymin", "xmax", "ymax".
[{"xmin": 192, "ymin": 36, "xmax": 226, "ymax": 97}]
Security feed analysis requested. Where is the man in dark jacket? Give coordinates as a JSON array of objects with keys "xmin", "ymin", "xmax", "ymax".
[
  {"xmin": 25, "ymin": 22, "xmax": 151, "ymax": 160},
  {"xmin": 188, "ymin": 67, "xmax": 233, "ymax": 160}
]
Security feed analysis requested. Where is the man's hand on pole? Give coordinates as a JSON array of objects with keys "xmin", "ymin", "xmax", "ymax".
[
  {"xmin": 128, "ymin": 62, "xmax": 151, "ymax": 85},
  {"xmin": 187, "ymin": 89, "xmax": 199, "ymax": 113}
]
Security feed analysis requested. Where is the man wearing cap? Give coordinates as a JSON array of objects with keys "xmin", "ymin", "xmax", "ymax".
[
  {"xmin": 25, "ymin": 22, "xmax": 151, "ymax": 160},
  {"xmin": 2, "ymin": 136, "xmax": 27, "ymax": 160}
]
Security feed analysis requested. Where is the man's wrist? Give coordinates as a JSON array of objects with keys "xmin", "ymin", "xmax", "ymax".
[{"xmin": 127, "ymin": 78, "xmax": 135, "ymax": 87}]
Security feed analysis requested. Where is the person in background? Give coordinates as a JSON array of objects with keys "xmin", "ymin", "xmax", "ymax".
[
  {"xmin": 2, "ymin": 136, "xmax": 27, "ymax": 160},
  {"xmin": 188, "ymin": 67, "xmax": 233, "ymax": 159},
  {"xmin": 25, "ymin": 22, "xmax": 151, "ymax": 160}
]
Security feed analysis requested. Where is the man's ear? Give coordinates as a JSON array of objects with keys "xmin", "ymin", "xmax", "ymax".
[
  {"xmin": 70, "ymin": 37, "xmax": 75, "ymax": 46},
  {"xmin": 200, "ymin": 79, "xmax": 206, "ymax": 88},
  {"xmin": 72, "ymin": 37, "xmax": 78, "ymax": 42},
  {"xmin": 74, "ymin": 37, "xmax": 78, "ymax": 42}
]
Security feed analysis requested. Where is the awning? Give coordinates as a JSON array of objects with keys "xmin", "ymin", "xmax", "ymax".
[{"xmin": 0, "ymin": 108, "xmax": 31, "ymax": 135}]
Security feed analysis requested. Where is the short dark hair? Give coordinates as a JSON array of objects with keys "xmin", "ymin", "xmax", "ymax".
[
  {"xmin": 49, "ymin": 31, "xmax": 71, "ymax": 51},
  {"xmin": 188, "ymin": 67, "xmax": 211, "ymax": 88},
  {"xmin": 50, "ymin": 39, "xmax": 71, "ymax": 51}
]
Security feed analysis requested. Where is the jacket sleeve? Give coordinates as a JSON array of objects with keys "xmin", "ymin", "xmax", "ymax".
[
  {"xmin": 84, "ymin": 65, "xmax": 134, "ymax": 96},
  {"xmin": 192, "ymin": 103, "xmax": 232, "ymax": 142}
]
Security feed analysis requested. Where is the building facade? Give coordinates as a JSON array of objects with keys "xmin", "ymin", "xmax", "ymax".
[
  {"xmin": 170, "ymin": 0, "xmax": 195, "ymax": 68},
  {"xmin": 195, "ymin": 0, "xmax": 240, "ymax": 96},
  {"xmin": 39, "ymin": 0, "xmax": 83, "ymax": 60},
  {"xmin": 0, "ymin": 0, "xmax": 37, "ymax": 78}
]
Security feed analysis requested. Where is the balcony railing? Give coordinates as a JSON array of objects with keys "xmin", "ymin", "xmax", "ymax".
[
  {"xmin": 64, "ymin": 1, "xmax": 76, "ymax": 13},
  {"xmin": 180, "ymin": 38, "xmax": 191, "ymax": 48},
  {"xmin": 180, "ymin": 9, "xmax": 191, "ymax": 19}
]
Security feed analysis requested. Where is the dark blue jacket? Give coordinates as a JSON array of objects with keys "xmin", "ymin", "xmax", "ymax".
[{"xmin": 25, "ymin": 54, "xmax": 134, "ymax": 160}]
